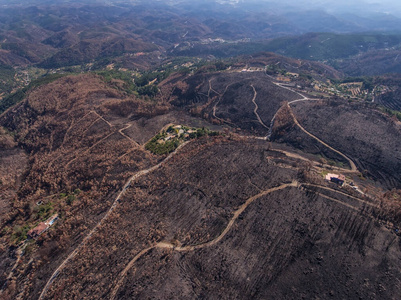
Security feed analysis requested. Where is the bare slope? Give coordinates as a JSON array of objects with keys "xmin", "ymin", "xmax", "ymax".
[
  {"xmin": 162, "ymin": 70, "xmax": 299, "ymax": 136},
  {"xmin": 285, "ymin": 101, "xmax": 401, "ymax": 188},
  {"xmin": 32, "ymin": 137, "xmax": 401, "ymax": 300},
  {"xmin": 1, "ymin": 69, "xmax": 401, "ymax": 300}
]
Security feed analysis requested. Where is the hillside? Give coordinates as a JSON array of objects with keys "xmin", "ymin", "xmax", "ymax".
[
  {"xmin": 276, "ymin": 100, "xmax": 401, "ymax": 189},
  {"xmin": 0, "ymin": 127, "xmax": 28, "ymax": 223},
  {"xmin": 0, "ymin": 2, "xmax": 401, "ymax": 77},
  {"xmin": 172, "ymin": 32, "xmax": 401, "ymax": 76},
  {"xmin": 0, "ymin": 67, "xmax": 400, "ymax": 299},
  {"xmin": 1, "ymin": 1, "xmax": 401, "ymax": 298},
  {"xmin": 37, "ymin": 138, "xmax": 401, "ymax": 300}
]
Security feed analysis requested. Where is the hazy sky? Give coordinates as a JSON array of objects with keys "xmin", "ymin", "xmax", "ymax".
[
  {"xmin": 1, "ymin": 0, "xmax": 401, "ymax": 16},
  {"xmin": 215, "ymin": 0, "xmax": 401, "ymax": 16}
]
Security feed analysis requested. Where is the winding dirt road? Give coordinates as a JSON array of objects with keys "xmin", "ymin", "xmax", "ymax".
[
  {"xmin": 286, "ymin": 103, "xmax": 357, "ymax": 172},
  {"xmin": 264, "ymin": 71, "xmax": 358, "ymax": 173},
  {"xmin": 110, "ymin": 177, "xmax": 376, "ymax": 299},
  {"xmin": 272, "ymin": 148, "xmax": 357, "ymax": 175},
  {"xmin": 250, "ymin": 84, "xmax": 269, "ymax": 129},
  {"xmin": 110, "ymin": 181, "xmax": 298, "ymax": 299},
  {"xmin": 41, "ymin": 72, "xmax": 362, "ymax": 300},
  {"xmin": 38, "ymin": 142, "xmax": 191, "ymax": 300}
]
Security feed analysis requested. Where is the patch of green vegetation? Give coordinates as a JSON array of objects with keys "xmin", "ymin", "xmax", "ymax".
[
  {"xmin": 380, "ymin": 107, "xmax": 401, "ymax": 121},
  {"xmin": 30, "ymin": 73, "xmax": 67, "ymax": 89},
  {"xmin": 332, "ymin": 76, "xmax": 374, "ymax": 91},
  {"xmin": 96, "ymin": 69, "xmax": 136, "ymax": 92},
  {"xmin": 66, "ymin": 194, "xmax": 76, "ymax": 205},
  {"xmin": 266, "ymin": 64, "xmax": 286, "ymax": 75},
  {"xmin": 146, "ymin": 135, "xmax": 180, "ymax": 155},
  {"xmin": 11, "ymin": 224, "xmax": 31, "ymax": 243},
  {"xmin": 59, "ymin": 189, "xmax": 80, "ymax": 205},
  {"xmin": 0, "ymin": 89, "xmax": 25, "ymax": 114},
  {"xmin": 34, "ymin": 202, "xmax": 53, "ymax": 221},
  {"xmin": 146, "ymin": 126, "xmax": 219, "ymax": 155},
  {"xmin": 299, "ymin": 73, "xmax": 313, "ymax": 81},
  {"xmin": 135, "ymin": 71, "xmax": 170, "ymax": 87},
  {"xmin": 96, "ymin": 69, "xmax": 164, "ymax": 97},
  {"xmin": 137, "ymin": 84, "xmax": 159, "ymax": 97}
]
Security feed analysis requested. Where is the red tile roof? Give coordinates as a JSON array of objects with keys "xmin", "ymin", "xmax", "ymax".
[{"xmin": 28, "ymin": 222, "xmax": 48, "ymax": 238}]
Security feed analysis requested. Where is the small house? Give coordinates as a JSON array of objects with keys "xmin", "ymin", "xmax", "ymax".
[
  {"xmin": 325, "ymin": 173, "xmax": 345, "ymax": 185},
  {"xmin": 27, "ymin": 214, "xmax": 59, "ymax": 239},
  {"xmin": 27, "ymin": 222, "xmax": 48, "ymax": 239}
]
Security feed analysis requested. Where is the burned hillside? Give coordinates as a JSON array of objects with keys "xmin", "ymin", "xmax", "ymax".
[
  {"xmin": 0, "ymin": 63, "xmax": 400, "ymax": 300},
  {"xmin": 274, "ymin": 100, "xmax": 401, "ymax": 189}
]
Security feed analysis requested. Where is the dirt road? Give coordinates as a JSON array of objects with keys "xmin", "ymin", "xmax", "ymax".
[
  {"xmin": 250, "ymin": 84, "xmax": 269, "ymax": 129},
  {"xmin": 286, "ymin": 103, "xmax": 357, "ymax": 172},
  {"xmin": 109, "ymin": 177, "xmax": 376, "ymax": 299},
  {"xmin": 264, "ymin": 72, "xmax": 358, "ymax": 173},
  {"xmin": 110, "ymin": 181, "xmax": 298, "ymax": 299},
  {"xmin": 38, "ymin": 142, "xmax": 191, "ymax": 300}
]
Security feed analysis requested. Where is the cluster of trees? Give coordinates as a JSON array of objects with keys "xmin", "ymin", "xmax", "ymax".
[
  {"xmin": 97, "ymin": 69, "xmax": 170, "ymax": 97},
  {"xmin": 380, "ymin": 107, "xmax": 401, "ymax": 122},
  {"xmin": 146, "ymin": 127, "xmax": 219, "ymax": 155},
  {"xmin": 0, "ymin": 64, "xmax": 16, "ymax": 94},
  {"xmin": 332, "ymin": 76, "xmax": 375, "ymax": 91}
]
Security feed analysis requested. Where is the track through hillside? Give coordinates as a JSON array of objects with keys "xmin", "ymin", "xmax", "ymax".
[
  {"xmin": 109, "ymin": 179, "xmax": 374, "ymax": 299},
  {"xmin": 110, "ymin": 181, "xmax": 298, "ymax": 299},
  {"xmin": 264, "ymin": 72, "xmax": 358, "ymax": 172},
  {"xmin": 250, "ymin": 84, "xmax": 269, "ymax": 129},
  {"xmin": 40, "ymin": 72, "xmax": 362, "ymax": 299},
  {"xmin": 210, "ymin": 79, "xmax": 245, "ymax": 126},
  {"xmin": 286, "ymin": 103, "xmax": 357, "ymax": 172},
  {"xmin": 38, "ymin": 142, "xmax": 191, "ymax": 300}
]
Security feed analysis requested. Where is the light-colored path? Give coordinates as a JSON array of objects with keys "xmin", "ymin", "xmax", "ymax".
[
  {"xmin": 250, "ymin": 84, "xmax": 269, "ymax": 129},
  {"xmin": 264, "ymin": 71, "xmax": 358, "ymax": 173},
  {"xmin": 301, "ymin": 183, "xmax": 377, "ymax": 208},
  {"xmin": 286, "ymin": 103, "xmax": 357, "ymax": 172},
  {"xmin": 118, "ymin": 123, "xmax": 139, "ymax": 146},
  {"xmin": 272, "ymin": 149, "xmax": 357, "ymax": 174},
  {"xmin": 110, "ymin": 181, "xmax": 298, "ymax": 300},
  {"xmin": 110, "ymin": 178, "xmax": 377, "ymax": 299},
  {"xmin": 38, "ymin": 142, "xmax": 190, "ymax": 300}
]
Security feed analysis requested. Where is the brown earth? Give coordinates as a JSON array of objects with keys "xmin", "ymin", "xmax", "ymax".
[
  {"xmin": 160, "ymin": 70, "xmax": 299, "ymax": 136},
  {"xmin": 0, "ymin": 71, "xmax": 400, "ymax": 300},
  {"xmin": 0, "ymin": 74, "xmax": 165, "ymax": 297},
  {"xmin": 0, "ymin": 127, "xmax": 28, "ymax": 223},
  {"xmin": 34, "ymin": 137, "xmax": 401, "ymax": 300}
]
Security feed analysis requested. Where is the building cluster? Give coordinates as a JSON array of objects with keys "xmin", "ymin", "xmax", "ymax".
[{"xmin": 27, "ymin": 214, "xmax": 59, "ymax": 239}]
